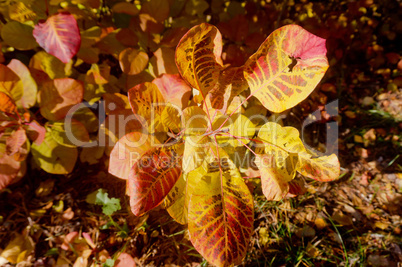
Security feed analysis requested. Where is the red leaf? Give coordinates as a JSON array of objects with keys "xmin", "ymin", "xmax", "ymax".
[
  {"xmin": 129, "ymin": 145, "xmax": 182, "ymax": 216},
  {"xmin": 33, "ymin": 13, "xmax": 81, "ymax": 63}
]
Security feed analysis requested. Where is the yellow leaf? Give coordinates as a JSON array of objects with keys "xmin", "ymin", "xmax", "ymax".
[
  {"xmin": 161, "ymin": 103, "xmax": 182, "ymax": 133},
  {"xmin": 244, "ymin": 25, "xmax": 328, "ymax": 113},
  {"xmin": 0, "ymin": 232, "xmax": 34, "ymax": 264},
  {"xmin": 188, "ymin": 150, "xmax": 253, "ymax": 266},
  {"xmin": 258, "ymin": 122, "xmax": 340, "ymax": 183},
  {"xmin": 175, "ymin": 23, "xmax": 223, "ymax": 96},
  {"xmin": 182, "ymin": 106, "xmax": 209, "ymax": 173}
]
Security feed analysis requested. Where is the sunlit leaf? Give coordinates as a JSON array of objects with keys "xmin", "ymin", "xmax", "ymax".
[
  {"xmin": 152, "ymin": 74, "xmax": 191, "ymax": 109},
  {"xmin": 161, "ymin": 104, "xmax": 182, "ymax": 133},
  {"xmin": 208, "ymin": 66, "xmax": 248, "ymax": 112},
  {"xmin": 258, "ymin": 122, "xmax": 340, "ymax": 186},
  {"xmin": 38, "ymin": 78, "xmax": 84, "ymax": 121},
  {"xmin": 128, "ymin": 82, "xmax": 165, "ymax": 122},
  {"xmin": 68, "ymin": 104, "xmax": 99, "ymax": 133},
  {"xmin": 129, "ymin": 144, "xmax": 183, "ymax": 216},
  {"xmin": 165, "ymin": 161, "xmax": 206, "ymax": 224},
  {"xmin": 109, "ymin": 132, "xmax": 153, "ymax": 180},
  {"xmin": 254, "ymin": 152, "xmax": 293, "ymax": 201},
  {"xmin": 223, "ymin": 114, "xmax": 255, "ymax": 147},
  {"xmin": 100, "ymin": 109, "xmax": 144, "ymax": 156},
  {"xmin": 7, "ymin": 59, "xmax": 37, "ymax": 108},
  {"xmin": 1, "ymin": 21, "xmax": 38, "ymax": 50},
  {"xmin": 0, "ymin": 232, "xmax": 34, "ymax": 264},
  {"xmin": 188, "ymin": 151, "xmax": 253, "ymax": 266},
  {"xmin": 26, "ymin": 120, "xmax": 46, "ymax": 145},
  {"xmin": 115, "ymin": 252, "xmax": 136, "ymax": 267},
  {"xmin": 175, "ymin": 23, "xmax": 223, "ymax": 96},
  {"xmin": 119, "ymin": 48, "xmax": 149, "ymax": 75},
  {"xmin": 182, "ymin": 106, "xmax": 209, "ymax": 173},
  {"xmin": 244, "ymin": 25, "xmax": 329, "ymax": 113},
  {"xmin": 31, "ymin": 131, "xmax": 78, "ymax": 174},
  {"xmin": 33, "ymin": 12, "xmax": 81, "ymax": 63}
]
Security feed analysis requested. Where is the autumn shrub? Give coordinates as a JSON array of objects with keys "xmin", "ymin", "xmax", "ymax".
[
  {"xmin": 108, "ymin": 23, "xmax": 340, "ymax": 266},
  {"xmin": 0, "ymin": 1, "xmax": 340, "ymax": 266}
]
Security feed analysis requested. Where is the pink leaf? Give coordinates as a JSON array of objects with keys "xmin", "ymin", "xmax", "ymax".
[
  {"xmin": 26, "ymin": 120, "xmax": 46, "ymax": 145},
  {"xmin": 6, "ymin": 127, "xmax": 27, "ymax": 156},
  {"xmin": 115, "ymin": 253, "xmax": 136, "ymax": 267},
  {"xmin": 152, "ymin": 74, "xmax": 191, "ymax": 109},
  {"xmin": 33, "ymin": 13, "xmax": 81, "ymax": 63}
]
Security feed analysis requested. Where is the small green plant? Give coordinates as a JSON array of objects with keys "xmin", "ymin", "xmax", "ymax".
[{"xmin": 86, "ymin": 188, "xmax": 129, "ymax": 238}]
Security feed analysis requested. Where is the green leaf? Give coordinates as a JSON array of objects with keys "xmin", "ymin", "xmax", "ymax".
[
  {"xmin": 1, "ymin": 21, "xmax": 38, "ymax": 50},
  {"xmin": 103, "ymin": 258, "xmax": 115, "ymax": 267},
  {"xmin": 95, "ymin": 189, "xmax": 121, "ymax": 216}
]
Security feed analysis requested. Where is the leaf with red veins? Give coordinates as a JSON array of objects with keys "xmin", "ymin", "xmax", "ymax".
[{"xmin": 129, "ymin": 144, "xmax": 183, "ymax": 216}]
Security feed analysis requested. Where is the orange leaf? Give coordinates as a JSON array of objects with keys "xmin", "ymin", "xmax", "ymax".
[
  {"xmin": 150, "ymin": 47, "xmax": 178, "ymax": 76},
  {"xmin": 38, "ymin": 78, "xmax": 84, "ymax": 121},
  {"xmin": 0, "ymin": 64, "xmax": 20, "ymax": 94},
  {"xmin": 0, "ymin": 92, "xmax": 17, "ymax": 114},
  {"xmin": 175, "ymin": 23, "xmax": 223, "ymax": 97},
  {"xmin": 119, "ymin": 48, "xmax": 149, "ymax": 75},
  {"xmin": 129, "ymin": 144, "xmax": 183, "ymax": 216},
  {"xmin": 108, "ymin": 132, "xmax": 153, "ymax": 180},
  {"xmin": 128, "ymin": 82, "xmax": 165, "ymax": 122},
  {"xmin": 244, "ymin": 25, "xmax": 328, "ymax": 113}
]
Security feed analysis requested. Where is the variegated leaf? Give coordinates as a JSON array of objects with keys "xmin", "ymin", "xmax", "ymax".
[
  {"xmin": 175, "ymin": 23, "xmax": 223, "ymax": 97},
  {"xmin": 244, "ymin": 25, "xmax": 328, "ymax": 113},
  {"xmin": 188, "ymin": 154, "xmax": 253, "ymax": 267},
  {"xmin": 129, "ymin": 144, "xmax": 183, "ymax": 216},
  {"xmin": 258, "ymin": 122, "xmax": 340, "ymax": 184}
]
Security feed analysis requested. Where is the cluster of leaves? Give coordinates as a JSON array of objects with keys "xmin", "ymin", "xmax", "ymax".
[
  {"xmin": 0, "ymin": 0, "xmax": 342, "ymax": 266},
  {"xmin": 108, "ymin": 20, "xmax": 341, "ymax": 266}
]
